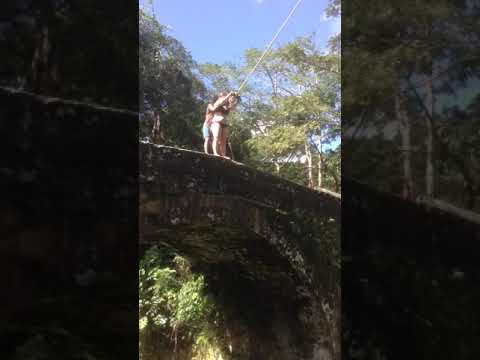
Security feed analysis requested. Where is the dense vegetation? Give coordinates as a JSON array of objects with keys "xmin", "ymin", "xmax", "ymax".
[
  {"xmin": 139, "ymin": 247, "xmax": 224, "ymax": 360},
  {"xmin": 342, "ymin": 2, "xmax": 480, "ymax": 357},
  {"xmin": 1, "ymin": 0, "xmax": 138, "ymax": 109},
  {"xmin": 343, "ymin": 0, "xmax": 480, "ymax": 210}
]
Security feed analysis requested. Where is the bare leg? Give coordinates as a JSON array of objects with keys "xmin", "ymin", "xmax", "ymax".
[
  {"xmin": 212, "ymin": 137, "xmax": 220, "ymax": 156},
  {"xmin": 204, "ymin": 138, "xmax": 209, "ymax": 154},
  {"xmin": 221, "ymin": 126, "xmax": 229, "ymax": 157},
  {"xmin": 211, "ymin": 123, "xmax": 221, "ymax": 156}
]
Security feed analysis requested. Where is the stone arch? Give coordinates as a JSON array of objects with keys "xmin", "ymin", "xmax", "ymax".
[
  {"xmin": 140, "ymin": 194, "xmax": 322, "ymax": 359},
  {"xmin": 140, "ymin": 143, "xmax": 341, "ymax": 360}
]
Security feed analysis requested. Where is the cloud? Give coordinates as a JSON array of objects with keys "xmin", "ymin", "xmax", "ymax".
[
  {"xmin": 319, "ymin": 13, "xmax": 340, "ymax": 36},
  {"xmin": 255, "ymin": 0, "xmax": 265, "ymax": 4},
  {"xmin": 329, "ymin": 17, "xmax": 341, "ymax": 34},
  {"xmin": 320, "ymin": 13, "xmax": 329, "ymax": 22}
]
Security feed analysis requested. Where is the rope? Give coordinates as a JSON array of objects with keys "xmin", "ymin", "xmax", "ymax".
[
  {"xmin": 237, "ymin": 0, "xmax": 305, "ymax": 94},
  {"xmin": 221, "ymin": 0, "xmax": 304, "ymax": 161}
]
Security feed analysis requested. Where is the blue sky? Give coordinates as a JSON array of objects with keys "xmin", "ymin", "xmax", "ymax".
[{"xmin": 141, "ymin": 0, "xmax": 340, "ymax": 65}]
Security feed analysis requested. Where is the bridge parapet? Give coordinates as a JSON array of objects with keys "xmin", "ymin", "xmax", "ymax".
[{"xmin": 140, "ymin": 142, "xmax": 340, "ymax": 218}]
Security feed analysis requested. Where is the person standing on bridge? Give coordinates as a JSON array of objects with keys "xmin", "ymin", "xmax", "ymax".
[
  {"xmin": 203, "ymin": 95, "xmax": 217, "ymax": 154},
  {"xmin": 209, "ymin": 91, "xmax": 239, "ymax": 158}
]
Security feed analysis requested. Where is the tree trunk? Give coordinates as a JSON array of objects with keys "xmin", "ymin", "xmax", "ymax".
[
  {"xmin": 305, "ymin": 140, "xmax": 314, "ymax": 188},
  {"xmin": 317, "ymin": 135, "xmax": 323, "ymax": 189},
  {"xmin": 274, "ymin": 162, "xmax": 281, "ymax": 175},
  {"xmin": 317, "ymin": 156, "xmax": 323, "ymax": 189},
  {"xmin": 395, "ymin": 94, "xmax": 414, "ymax": 199},
  {"xmin": 424, "ymin": 73, "xmax": 435, "ymax": 197},
  {"xmin": 31, "ymin": 24, "xmax": 51, "ymax": 92}
]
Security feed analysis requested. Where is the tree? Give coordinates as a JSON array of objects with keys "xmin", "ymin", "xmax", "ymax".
[
  {"xmin": 240, "ymin": 35, "xmax": 340, "ymax": 190},
  {"xmin": 139, "ymin": 246, "xmax": 223, "ymax": 360},
  {"xmin": 139, "ymin": 8, "xmax": 207, "ymax": 148},
  {"xmin": 1, "ymin": 0, "xmax": 138, "ymax": 108},
  {"xmin": 342, "ymin": 0, "xmax": 480, "ymax": 208}
]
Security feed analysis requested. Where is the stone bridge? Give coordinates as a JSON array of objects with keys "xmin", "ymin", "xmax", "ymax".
[{"xmin": 140, "ymin": 142, "xmax": 341, "ymax": 360}]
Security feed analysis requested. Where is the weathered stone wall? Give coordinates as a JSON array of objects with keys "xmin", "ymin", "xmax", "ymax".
[
  {"xmin": 140, "ymin": 143, "xmax": 341, "ymax": 360},
  {"xmin": 0, "ymin": 87, "xmax": 138, "ymax": 359}
]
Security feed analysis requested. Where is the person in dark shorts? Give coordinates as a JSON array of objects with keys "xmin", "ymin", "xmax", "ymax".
[{"xmin": 202, "ymin": 96, "xmax": 215, "ymax": 154}]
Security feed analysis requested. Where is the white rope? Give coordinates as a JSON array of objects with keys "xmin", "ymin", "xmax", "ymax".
[{"xmin": 237, "ymin": 0, "xmax": 305, "ymax": 93}]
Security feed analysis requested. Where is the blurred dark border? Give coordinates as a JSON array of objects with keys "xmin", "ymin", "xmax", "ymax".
[
  {"xmin": 0, "ymin": 2, "xmax": 139, "ymax": 359},
  {"xmin": 342, "ymin": 0, "xmax": 480, "ymax": 359}
]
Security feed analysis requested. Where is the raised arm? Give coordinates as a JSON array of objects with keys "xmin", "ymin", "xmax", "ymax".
[{"xmin": 212, "ymin": 92, "xmax": 233, "ymax": 111}]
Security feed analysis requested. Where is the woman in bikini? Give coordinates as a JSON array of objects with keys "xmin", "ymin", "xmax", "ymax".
[{"xmin": 209, "ymin": 91, "xmax": 239, "ymax": 157}]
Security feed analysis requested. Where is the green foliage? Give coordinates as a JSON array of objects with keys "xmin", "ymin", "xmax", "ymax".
[
  {"xmin": 140, "ymin": 8, "xmax": 206, "ymax": 148},
  {"xmin": 175, "ymin": 276, "xmax": 214, "ymax": 330},
  {"xmin": 343, "ymin": 0, "xmax": 480, "ymax": 209},
  {"xmin": 246, "ymin": 125, "xmax": 305, "ymax": 161},
  {"xmin": 325, "ymin": 0, "xmax": 341, "ymax": 18},
  {"xmin": 238, "ymin": 34, "xmax": 340, "ymax": 190},
  {"xmin": 198, "ymin": 62, "xmax": 240, "ymax": 97},
  {"xmin": 1, "ymin": 1, "xmax": 138, "ymax": 108},
  {"xmin": 323, "ymin": 148, "xmax": 341, "ymax": 192},
  {"xmin": 139, "ymin": 246, "xmax": 222, "ymax": 360}
]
